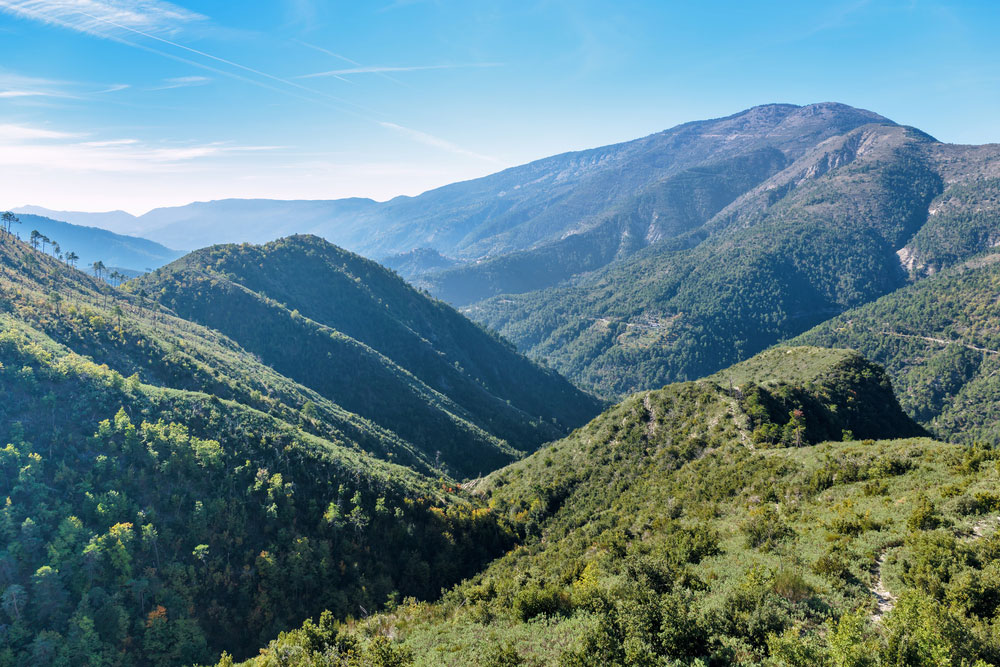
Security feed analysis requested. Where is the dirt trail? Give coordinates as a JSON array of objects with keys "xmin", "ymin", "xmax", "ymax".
[
  {"xmin": 969, "ymin": 515, "xmax": 999, "ymax": 539},
  {"xmin": 870, "ymin": 515, "xmax": 1000, "ymax": 621},
  {"xmin": 870, "ymin": 550, "xmax": 896, "ymax": 621}
]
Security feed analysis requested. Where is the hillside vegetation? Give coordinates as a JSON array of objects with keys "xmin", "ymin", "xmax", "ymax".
[
  {"xmin": 233, "ymin": 347, "xmax": 1000, "ymax": 666},
  {"xmin": 133, "ymin": 235, "xmax": 601, "ymax": 477},
  {"xmin": 794, "ymin": 253, "xmax": 1000, "ymax": 444},
  {"xmin": 0, "ymin": 233, "xmax": 596, "ymax": 664},
  {"xmin": 12, "ymin": 101, "xmax": 1000, "ymax": 666}
]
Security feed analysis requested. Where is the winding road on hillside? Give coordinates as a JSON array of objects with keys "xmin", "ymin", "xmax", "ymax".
[{"xmin": 878, "ymin": 331, "xmax": 1000, "ymax": 356}]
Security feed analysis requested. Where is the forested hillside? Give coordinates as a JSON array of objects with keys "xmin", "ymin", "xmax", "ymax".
[
  {"xmin": 235, "ymin": 347, "xmax": 1000, "ymax": 665},
  {"xmin": 794, "ymin": 253, "xmax": 1000, "ymax": 444},
  {"xmin": 0, "ymin": 232, "xmax": 593, "ymax": 664},
  {"xmin": 133, "ymin": 235, "xmax": 600, "ymax": 477}
]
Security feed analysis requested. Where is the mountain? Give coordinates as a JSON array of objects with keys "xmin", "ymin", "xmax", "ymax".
[
  {"xmin": 11, "ymin": 213, "xmax": 182, "ymax": 274},
  {"xmin": 12, "ymin": 205, "xmax": 141, "ymax": 235},
  {"xmin": 459, "ymin": 106, "xmax": 1000, "ymax": 400},
  {"xmin": 237, "ymin": 347, "xmax": 1000, "ymax": 666},
  {"xmin": 132, "ymin": 235, "xmax": 601, "ymax": 478},
  {"xmin": 13, "ymin": 103, "xmax": 889, "ymax": 263},
  {"xmin": 15, "ymin": 101, "xmax": 1000, "ymax": 666},
  {"xmin": 793, "ymin": 253, "xmax": 1000, "ymax": 444},
  {"xmin": 0, "ymin": 231, "xmax": 595, "ymax": 664},
  {"xmin": 29, "ymin": 103, "xmax": 999, "ymax": 404}
]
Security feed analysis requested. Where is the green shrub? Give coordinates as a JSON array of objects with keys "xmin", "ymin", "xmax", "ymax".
[{"xmin": 742, "ymin": 505, "xmax": 793, "ymax": 549}]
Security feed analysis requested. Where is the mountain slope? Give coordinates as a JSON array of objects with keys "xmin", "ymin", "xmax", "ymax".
[
  {"xmin": 793, "ymin": 252, "xmax": 1000, "ymax": 444},
  {"xmin": 468, "ymin": 122, "xmax": 945, "ymax": 396},
  {"xmin": 134, "ymin": 235, "xmax": 601, "ymax": 477},
  {"xmin": 415, "ymin": 146, "xmax": 791, "ymax": 303},
  {"xmin": 235, "ymin": 347, "xmax": 1000, "ymax": 666},
  {"xmin": 11, "ymin": 213, "xmax": 182, "ymax": 273},
  {"xmin": 0, "ymin": 234, "xmax": 516, "ymax": 664}
]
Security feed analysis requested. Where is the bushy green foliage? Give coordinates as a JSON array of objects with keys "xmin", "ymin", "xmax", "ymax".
[
  {"xmin": 239, "ymin": 347, "xmax": 1000, "ymax": 666},
  {"xmin": 907, "ymin": 178, "xmax": 1000, "ymax": 274},
  {"xmin": 0, "ymin": 328, "xmax": 514, "ymax": 664}
]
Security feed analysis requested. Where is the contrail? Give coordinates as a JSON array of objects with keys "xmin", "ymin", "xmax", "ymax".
[
  {"xmin": 300, "ymin": 63, "xmax": 502, "ymax": 79},
  {"xmin": 71, "ymin": 8, "xmax": 380, "ymax": 116},
  {"xmin": 295, "ymin": 40, "xmax": 406, "ymax": 87}
]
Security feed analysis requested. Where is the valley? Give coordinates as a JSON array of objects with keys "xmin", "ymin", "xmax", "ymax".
[{"xmin": 6, "ymin": 102, "xmax": 1000, "ymax": 666}]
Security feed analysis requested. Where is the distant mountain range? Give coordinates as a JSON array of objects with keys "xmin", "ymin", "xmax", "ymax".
[
  {"xmin": 458, "ymin": 104, "xmax": 1000, "ymax": 402},
  {"xmin": 16, "ymin": 101, "xmax": 1000, "ymax": 426},
  {"xmin": 13, "ymin": 102, "xmax": 888, "ymax": 260},
  {"xmin": 11, "ymin": 212, "xmax": 182, "ymax": 273}
]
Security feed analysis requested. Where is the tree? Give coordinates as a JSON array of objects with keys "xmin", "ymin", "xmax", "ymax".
[
  {"xmin": 48, "ymin": 291, "xmax": 63, "ymax": 314},
  {"xmin": 141, "ymin": 523, "xmax": 161, "ymax": 569},
  {"xmin": 0, "ymin": 211, "xmax": 19, "ymax": 238},
  {"xmin": 65, "ymin": 613, "xmax": 104, "ymax": 667},
  {"xmin": 31, "ymin": 565, "xmax": 68, "ymax": 626},
  {"xmin": 92, "ymin": 260, "xmax": 106, "ymax": 280},
  {"xmin": 192, "ymin": 544, "xmax": 209, "ymax": 564},
  {"xmin": 30, "ymin": 229, "xmax": 41, "ymax": 249},
  {"xmin": 783, "ymin": 409, "xmax": 806, "ymax": 447},
  {"xmin": 66, "ymin": 251, "xmax": 79, "ymax": 268},
  {"xmin": 2, "ymin": 583, "xmax": 27, "ymax": 621}
]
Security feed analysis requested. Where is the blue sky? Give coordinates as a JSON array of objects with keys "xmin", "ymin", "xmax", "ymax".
[{"xmin": 0, "ymin": 0, "xmax": 998, "ymax": 213}]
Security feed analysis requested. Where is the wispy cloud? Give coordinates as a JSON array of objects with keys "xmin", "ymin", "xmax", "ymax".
[
  {"xmin": 149, "ymin": 75, "xmax": 210, "ymax": 90},
  {"xmin": 0, "ymin": 4, "xmax": 502, "ymax": 171},
  {"xmin": 2, "ymin": 2, "xmax": 380, "ymax": 118},
  {"xmin": 93, "ymin": 83, "xmax": 129, "ymax": 94},
  {"xmin": 293, "ymin": 41, "xmax": 360, "ymax": 84},
  {"xmin": 0, "ymin": 121, "xmax": 276, "ymax": 172},
  {"xmin": 379, "ymin": 121, "xmax": 502, "ymax": 164},
  {"xmin": 0, "ymin": 0, "xmax": 205, "ymax": 37},
  {"xmin": 0, "ymin": 90, "xmax": 49, "ymax": 98},
  {"xmin": 0, "ymin": 123, "xmax": 77, "ymax": 139},
  {"xmin": 299, "ymin": 63, "xmax": 501, "ymax": 79},
  {"xmin": 0, "ymin": 71, "xmax": 78, "ymax": 99}
]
